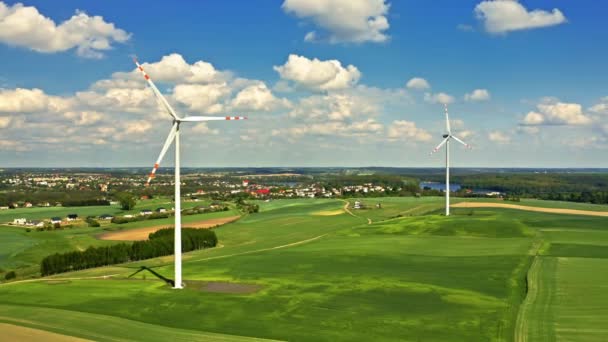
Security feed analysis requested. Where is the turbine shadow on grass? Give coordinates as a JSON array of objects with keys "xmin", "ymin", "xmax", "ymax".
[{"xmin": 128, "ymin": 266, "xmax": 174, "ymax": 287}]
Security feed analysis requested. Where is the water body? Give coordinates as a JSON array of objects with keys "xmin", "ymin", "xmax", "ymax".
[{"xmin": 420, "ymin": 182, "xmax": 461, "ymax": 192}]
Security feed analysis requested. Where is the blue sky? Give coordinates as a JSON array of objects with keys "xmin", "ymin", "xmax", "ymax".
[{"xmin": 0, "ymin": 0, "xmax": 607, "ymax": 168}]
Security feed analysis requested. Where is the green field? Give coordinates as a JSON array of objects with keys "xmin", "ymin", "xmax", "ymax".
[{"xmin": 1, "ymin": 197, "xmax": 607, "ymax": 341}]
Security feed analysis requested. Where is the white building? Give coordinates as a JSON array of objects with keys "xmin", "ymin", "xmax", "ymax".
[{"xmin": 13, "ymin": 218, "xmax": 27, "ymax": 225}]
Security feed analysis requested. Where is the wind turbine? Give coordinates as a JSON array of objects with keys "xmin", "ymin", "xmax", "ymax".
[
  {"xmin": 431, "ymin": 104, "xmax": 471, "ymax": 216},
  {"xmin": 133, "ymin": 58, "xmax": 246, "ymax": 289}
]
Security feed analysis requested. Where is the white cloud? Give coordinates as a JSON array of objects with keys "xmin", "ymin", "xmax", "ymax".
[
  {"xmin": 464, "ymin": 89, "xmax": 490, "ymax": 102},
  {"xmin": 191, "ymin": 123, "xmax": 219, "ymax": 135},
  {"xmin": 0, "ymin": 116, "xmax": 12, "ymax": 128},
  {"xmin": 230, "ymin": 82, "xmax": 291, "ymax": 112},
  {"xmin": 0, "ymin": 2, "xmax": 130, "ymax": 58},
  {"xmin": 406, "ymin": 77, "xmax": 431, "ymax": 90},
  {"xmin": 424, "ymin": 92, "xmax": 455, "ymax": 105},
  {"xmin": 0, "ymin": 139, "xmax": 29, "ymax": 151},
  {"xmin": 280, "ymin": 119, "xmax": 384, "ymax": 139},
  {"xmin": 282, "ymin": 0, "xmax": 390, "ymax": 43},
  {"xmin": 0, "ymin": 88, "xmax": 71, "ymax": 113},
  {"xmin": 173, "ymin": 83, "xmax": 231, "ymax": 113},
  {"xmin": 63, "ymin": 111, "xmax": 104, "ymax": 126},
  {"xmin": 137, "ymin": 53, "xmax": 224, "ymax": 84},
  {"xmin": 387, "ymin": 120, "xmax": 432, "ymax": 142},
  {"xmin": 589, "ymin": 97, "xmax": 608, "ymax": 115},
  {"xmin": 475, "ymin": 0, "xmax": 567, "ymax": 34},
  {"xmin": 274, "ymin": 54, "xmax": 361, "ymax": 91},
  {"xmin": 488, "ymin": 130, "xmax": 511, "ymax": 144},
  {"xmin": 522, "ymin": 101, "xmax": 592, "ymax": 126},
  {"xmin": 289, "ymin": 92, "xmax": 377, "ymax": 122}
]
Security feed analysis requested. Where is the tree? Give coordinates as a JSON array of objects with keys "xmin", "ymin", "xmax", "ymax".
[
  {"xmin": 4, "ymin": 271, "xmax": 16, "ymax": 280},
  {"xmin": 116, "ymin": 192, "xmax": 137, "ymax": 210}
]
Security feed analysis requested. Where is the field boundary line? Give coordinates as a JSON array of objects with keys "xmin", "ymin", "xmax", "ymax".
[
  {"xmin": 452, "ymin": 202, "xmax": 608, "ymax": 217},
  {"xmin": 189, "ymin": 234, "xmax": 328, "ymax": 264},
  {"xmin": 0, "ymin": 274, "xmax": 119, "ymax": 287}
]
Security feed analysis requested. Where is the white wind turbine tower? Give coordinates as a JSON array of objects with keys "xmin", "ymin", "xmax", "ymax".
[
  {"xmin": 431, "ymin": 104, "xmax": 471, "ymax": 216},
  {"xmin": 134, "ymin": 58, "xmax": 246, "ymax": 289}
]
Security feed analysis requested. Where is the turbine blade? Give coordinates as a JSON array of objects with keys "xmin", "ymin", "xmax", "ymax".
[
  {"xmin": 451, "ymin": 135, "xmax": 472, "ymax": 149},
  {"xmin": 133, "ymin": 57, "xmax": 181, "ymax": 120},
  {"xmin": 180, "ymin": 116, "xmax": 248, "ymax": 122},
  {"xmin": 146, "ymin": 122, "xmax": 178, "ymax": 185},
  {"xmin": 431, "ymin": 137, "xmax": 449, "ymax": 155},
  {"xmin": 444, "ymin": 104, "xmax": 452, "ymax": 134}
]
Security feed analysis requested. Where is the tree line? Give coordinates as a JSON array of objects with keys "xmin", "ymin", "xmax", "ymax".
[{"xmin": 40, "ymin": 228, "xmax": 217, "ymax": 276}]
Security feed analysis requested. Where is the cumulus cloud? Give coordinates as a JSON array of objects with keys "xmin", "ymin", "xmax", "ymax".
[
  {"xmin": 464, "ymin": 89, "xmax": 490, "ymax": 102},
  {"xmin": 173, "ymin": 83, "xmax": 231, "ymax": 114},
  {"xmin": 475, "ymin": 0, "xmax": 567, "ymax": 34},
  {"xmin": 63, "ymin": 111, "xmax": 104, "ymax": 126},
  {"xmin": 274, "ymin": 54, "xmax": 361, "ymax": 91},
  {"xmin": 0, "ymin": 88, "xmax": 71, "ymax": 113},
  {"xmin": 522, "ymin": 100, "xmax": 592, "ymax": 126},
  {"xmin": 288, "ymin": 92, "xmax": 377, "ymax": 122},
  {"xmin": 0, "ymin": 1, "xmax": 130, "ymax": 58},
  {"xmin": 0, "ymin": 116, "xmax": 12, "ymax": 128},
  {"xmin": 230, "ymin": 82, "xmax": 291, "ymax": 112},
  {"xmin": 589, "ymin": 97, "xmax": 608, "ymax": 115},
  {"xmin": 387, "ymin": 120, "xmax": 432, "ymax": 142},
  {"xmin": 424, "ymin": 92, "xmax": 455, "ymax": 105},
  {"xmin": 488, "ymin": 130, "xmax": 511, "ymax": 144},
  {"xmin": 406, "ymin": 77, "xmax": 431, "ymax": 90},
  {"xmin": 279, "ymin": 119, "xmax": 384, "ymax": 139},
  {"xmin": 282, "ymin": 0, "xmax": 390, "ymax": 43},
  {"xmin": 191, "ymin": 123, "xmax": 219, "ymax": 135}
]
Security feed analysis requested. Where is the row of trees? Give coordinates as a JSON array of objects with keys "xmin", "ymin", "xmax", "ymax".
[{"xmin": 40, "ymin": 228, "xmax": 217, "ymax": 276}]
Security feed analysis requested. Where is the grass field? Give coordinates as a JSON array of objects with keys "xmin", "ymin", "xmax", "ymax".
[{"xmin": 0, "ymin": 197, "xmax": 607, "ymax": 341}]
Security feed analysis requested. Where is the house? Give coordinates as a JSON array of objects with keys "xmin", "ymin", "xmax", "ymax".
[
  {"xmin": 123, "ymin": 214, "xmax": 134, "ymax": 218},
  {"xmin": 140, "ymin": 209, "xmax": 153, "ymax": 216},
  {"xmin": 99, "ymin": 214, "xmax": 114, "ymax": 220},
  {"xmin": 242, "ymin": 179, "xmax": 249, "ymax": 187},
  {"xmin": 156, "ymin": 208, "xmax": 167, "ymax": 213},
  {"xmin": 354, "ymin": 201, "xmax": 361, "ymax": 210},
  {"xmin": 67, "ymin": 214, "xmax": 78, "ymax": 221},
  {"xmin": 0, "ymin": 206, "xmax": 9, "ymax": 210},
  {"xmin": 140, "ymin": 195, "xmax": 150, "ymax": 200},
  {"xmin": 13, "ymin": 218, "xmax": 27, "ymax": 225},
  {"xmin": 50, "ymin": 217, "xmax": 62, "ymax": 224},
  {"xmin": 99, "ymin": 184, "xmax": 108, "ymax": 192},
  {"xmin": 24, "ymin": 202, "xmax": 33, "ymax": 208}
]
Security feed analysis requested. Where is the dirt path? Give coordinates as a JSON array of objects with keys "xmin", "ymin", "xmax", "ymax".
[
  {"xmin": 342, "ymin": 201, "xmax": 372, "ymax": 224},
  {"xmin": 452, "ymin": 202, "xmax": 608, "ymax": 217},
  {"xmin": 98, "ymin": 216, "xmax": 240, "ymax": 241},
  {"xmin": 0, "ymin": 323, "xmax": 91, "ymax": 342}
]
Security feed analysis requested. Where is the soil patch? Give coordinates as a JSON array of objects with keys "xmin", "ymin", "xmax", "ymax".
[
  {"xmin": 98, "ymin": 216, "xmax": 240, "ymax": 241},
  {"xmin": 0, "ymin": 323, "xmax": 90, "ymax": 342},
  {"xmin": 186, "ymin": 280, "xmax": 263, "ymax": 294},
  {"xmin": 452, "ymin": 202, "xmax": 608, "ymax": 217}
]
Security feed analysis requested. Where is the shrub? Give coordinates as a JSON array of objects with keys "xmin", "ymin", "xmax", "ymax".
[{"xmin": 4, "ymin": 271, "xmax": 16, "ymax": 280}]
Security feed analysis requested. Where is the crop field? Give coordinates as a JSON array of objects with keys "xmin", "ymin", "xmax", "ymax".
[{"xmin": 0, "ymin": 197, "xmax": 607, "ymax": 341}]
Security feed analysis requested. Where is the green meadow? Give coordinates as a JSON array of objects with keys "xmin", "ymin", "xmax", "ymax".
[{"xmin": 0, "ymin": 197, "xmax": 607, "ymax": 341}]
